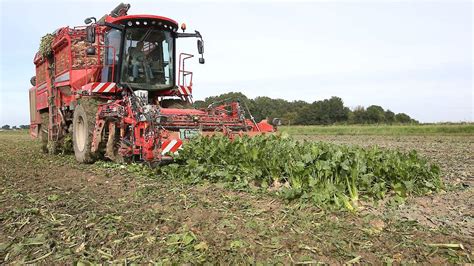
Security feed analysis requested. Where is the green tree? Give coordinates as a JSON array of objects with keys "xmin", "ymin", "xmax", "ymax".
[
  {"xmin": 295, "ymin": 105, "xmax": 315, "ymax": 125},
  {"xmin": 366, "ymin": 105, "xmax": 385, "ymax": 124},
  {"xmin": 351, "ymin": 106, "xmax": 366, "ymax": 124},
  {"xmin": 192, "ymin": 92, "xmax": 417, "ymax": 125},
  {"xmin": 327, "ymin": 97, "xmax": 349, "ymax": 123},
  {"xmin": 193, "ymin": 100, "xmax": 206, "ymax": 108},
  {"xmin": 202, "ymin": 92, "xmax": 250, "ymax": 107},
  {"xmin": 310, "ymin": 100, "xmax": 326, "ymax": 124},
  {"xmin": 282, "ymin": 111, "xmax": 298, "ymax": 126},
  {"xmin": 301, "ymin": 97, "xmax": 347, "ymax": 125},
  {"xmin": 1, "ymin": 125, "xmax": 10, "ymax": 130},
  {"xmin": 384, "ymin": 110, "xmax": 396, "ymax": 124},
  {"xmin": 395, "ymin": 113, "xmax": 412, "ymax": 123},
  {"xmin": 253, "ymin": 96, "xmax": 283, "ymax": 121}
]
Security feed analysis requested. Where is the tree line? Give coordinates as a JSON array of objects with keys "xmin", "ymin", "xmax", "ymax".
[
  {"xmin": 1, "ymin": 93, "xmax": 416, "ymax": 130},
  {"xmin": 1, "ymin": 125, "xmax": 30, "ymax": 130},
  {"xmin": 194, "ymin": 92, "xmax": 418, "ymax": 125}
]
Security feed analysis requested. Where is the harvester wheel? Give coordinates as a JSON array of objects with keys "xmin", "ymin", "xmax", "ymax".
[
  {"xmin": 105, "ymin": 122, "xmax": 127, "ymax": 163},
  {"xmin": 39, "ymin": 112, "xmax": 49, "ymax": 153},
  {"xmin": 73, "ymin": 99, "xmax": 99, "ymax": 163}
]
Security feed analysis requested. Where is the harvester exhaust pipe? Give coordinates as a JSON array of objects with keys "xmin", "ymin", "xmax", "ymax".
[
  {"xmin": 98, "ymin": 3, "xmax": 130, "ymax": 23},
  {"xmin": 110, "ymin": 3, "xmax": 130, "ymax": 17}
]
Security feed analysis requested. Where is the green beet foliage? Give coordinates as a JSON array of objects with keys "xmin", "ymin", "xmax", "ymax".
[{"xmin": 161, "ymin": 134, "xmax": 442, "ymax": 210}]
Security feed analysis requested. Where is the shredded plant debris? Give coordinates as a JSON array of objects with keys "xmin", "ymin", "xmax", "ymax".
[{"xmin": 39, "ymin": 33, "xmax": 54, "ymax": 57}]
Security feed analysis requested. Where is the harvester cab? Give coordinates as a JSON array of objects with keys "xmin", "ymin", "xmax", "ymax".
[
  {"xmin": 84, "ymin": 3, "xmax": 204, "ymax": 95},
  {"xmin": 29, "ymin": 3, "xmax": 277, "ymax": 165}
]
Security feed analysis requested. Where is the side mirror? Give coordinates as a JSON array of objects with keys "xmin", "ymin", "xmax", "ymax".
[
  {"xmin": 86, "ymin": 26, "xmax": 96, "ymax": 43},
  {"xmin": 197, "ymin": 39, "xmax": 204, "ymax": 54},
  {"xmin": 271, "ymin": 118, "xmax": 282, "ymax": 127},
  {"xmin": 84, "ymin": 16, "xmax": 96, "ymax": 25},
  {"xmin": 86, "ymin": 47, "xmax": 96, "ymax": 55},
  {"xmin": 197, "ymin": 39, "xmax": 205, "ymax": 64},
  {"xmin": 30, "ymin": 76, "xmax": 36, "ymax": 86}
]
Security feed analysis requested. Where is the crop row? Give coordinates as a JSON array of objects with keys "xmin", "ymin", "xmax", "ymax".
[{"xmin": 161, "ymin": 135, "xmax": 442, "ymax": 210}]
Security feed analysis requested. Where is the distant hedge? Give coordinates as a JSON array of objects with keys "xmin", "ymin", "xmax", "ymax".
[{"xmin": 194, "ymin": 92, "xmax": 418, "ymax": 125}]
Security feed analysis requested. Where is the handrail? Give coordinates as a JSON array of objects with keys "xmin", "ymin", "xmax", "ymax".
[{"xmin": 178, "ymin": 53, "xmax": 194, "ymax": 87}]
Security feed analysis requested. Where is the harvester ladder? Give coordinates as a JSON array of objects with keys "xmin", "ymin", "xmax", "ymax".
[{"xmin": 48, "ymin": 90, "xmax": 60, "ymax": 141}]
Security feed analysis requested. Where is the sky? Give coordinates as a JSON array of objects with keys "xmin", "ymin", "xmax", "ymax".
[{"xmin": 0, "ymin": 0, "xmax": 472, "ymax": 125}]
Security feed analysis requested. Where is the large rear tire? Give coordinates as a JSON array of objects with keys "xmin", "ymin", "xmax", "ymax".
[{"xmin": 73, "ymin": 99, "xmax": 98, "ymax": 163}]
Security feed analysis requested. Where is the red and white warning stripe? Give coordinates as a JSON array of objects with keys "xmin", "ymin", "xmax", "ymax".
[
  {"xmin": 91, "ymin": 82, "xmax": 116, "ymax": 93},
  {"xmin": 161, "ymin": 139, "xmax": 183, "ymax": 155},
  {"xmin": 177, "ymin": 85, "xmax": 192, "ymax": 96}
]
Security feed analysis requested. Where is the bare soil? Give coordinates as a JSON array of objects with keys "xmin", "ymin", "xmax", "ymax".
[{"xmin": 0, "ymin": 131, "xmax": 472, "ymax": 263}]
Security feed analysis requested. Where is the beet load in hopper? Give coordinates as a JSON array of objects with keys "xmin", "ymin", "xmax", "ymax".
[{"xmin": 28, "ymin": 3, "xmax": 278, "ymax": 164}]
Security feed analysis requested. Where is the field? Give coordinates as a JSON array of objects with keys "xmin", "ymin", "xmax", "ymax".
[
  {"xmin": 0, "ymin": 126, "xmax": 473, "ymax": 264},
  {"xmin": 280, "ymin": 124, "xmax": 474, "ymax": 136}
]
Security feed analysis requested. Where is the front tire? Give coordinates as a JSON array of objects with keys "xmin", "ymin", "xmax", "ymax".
[{"xmin": 73, "ymin": 100, "xmax": 98, "ymax": 163}]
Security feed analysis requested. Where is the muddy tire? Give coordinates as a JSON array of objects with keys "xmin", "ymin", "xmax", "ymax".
[
  {"xmin": 39, "ymin": 112, "xmax": 49, "ymax": 153},
  {"xmin": 73, "ymin": 99, "xmax": 98, "ymax": 163},
  {"xmin": 105, "ymin": 122, "xmax": 126, "ymax": 163}
]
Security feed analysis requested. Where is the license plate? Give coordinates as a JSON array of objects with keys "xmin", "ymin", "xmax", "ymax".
[{"xmin": 179, "ymin": 129, "xmax": 200, "ymax": 140}]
